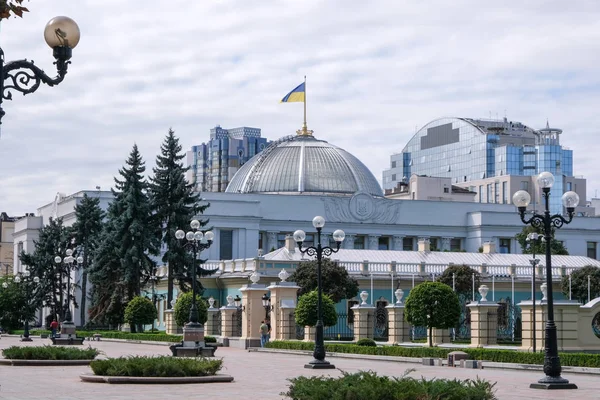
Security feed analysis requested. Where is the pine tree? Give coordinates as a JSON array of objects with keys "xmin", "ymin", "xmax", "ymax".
[
  {"xmin": 71, "ymin": 194, "xmax": 104, "ymax": 327},
  {"xmin": 148, "ymin": 129, "xmax": 214, "ymax": 305},
  {"xmin": 19, "ymin": 217, "xmax": 71, "ymax": 322},
  {"xmin": 89, "ymin": 145, "xmax": 158, "ymax": 328}
]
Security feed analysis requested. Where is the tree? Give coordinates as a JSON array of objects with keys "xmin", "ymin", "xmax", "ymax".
[
  {"xmin": 516, "ymin": 225, "xmax": 569, "ymax": 255},
  {"xmin": 405, "ymin": 282, "xmax": 461, "ymax": 347},
  {"xmin": 148, "ymin": 129, "xmax": 211, "ymax": 306},
  {"xmin": 295, "ymin": 290, "xmax": 337, "ymax": 327},
  {"xmin": 0, "ymin": 0, "xmax": 29, "ymax": 19},
  {"xmin": 289, "ymin": 258, "xmax": 359, "ymax": 303},
  {"xmin": 124, "ymin": 296, "xmax": 157, "ymax": 331},
  {"xmin": 19, "ymin": 217, "xmax": 71, "ymax": 322},
  {"xmin": 438, "ymin": 264, "xmax": 480, "ymax": 298},
  {"xmin": 174, "ymin": 292, "xmax": 207, "ymax": 327},
  {"xmin": 0, "ymin": 276, "xmax": 32, "ymax": 331},
  {"xmin": 562, "ymin": 265, "xmax": 600, "ymax": 304},
  {"xmin": 71, "ymin": 194, "xmax": 104, "ymax": 327}
]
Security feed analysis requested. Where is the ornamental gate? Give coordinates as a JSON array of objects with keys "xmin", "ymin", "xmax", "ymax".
[
  {"xmin": 373, "ymin": 299, "xmax": 388, "ymax": 340},
  {"xmin": 212, "ymin": 310, "xmax": 222, "ymax": 336}
]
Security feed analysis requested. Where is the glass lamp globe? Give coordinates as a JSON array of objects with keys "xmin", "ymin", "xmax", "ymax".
[
  {"xmin": 77, "ymin": 256, "xmax": 84, "ymax": 264},
  {"xmin": 527, "ymin": 232, "xmax": 539, "ymax": 241},
  {"xmin": 332, "ymin": 229, "xmax": 346, "ymax": 243},
  {"xmin": 190, "ymin": 220, "xmax": 201, "ymax": 230},
  {"xmin": 65, "ymin": 249, "xmax": 73, "ymax": 257},
  {"xmin": 44, "ymin": 16, "xmax": 80, "ymax": 49},
  {"xmin": 186, "ymin": 231, "xmax": 195, "ymax": 241},
  {"xmin": 312, "ymin": 216, "xmax": 325, "ymax": 228},
  {"xmin": 293, "ymin": 230, "xmax": 306, "ymax": 242},
  {"xmin": 175, "ymin": 229, "xmax": 185, "ymax": 240},
  {"xmin": 562, "ymin": 191, "xmax": 580, "ymax": 208},
  {"xmin": 537, "ymin": 172, "xmax": 555, "ymax": 189},
  {"xmin": 14, "ymin": 276, "xmax": 21, "ymax": 283},
  {"xmin": 54, "ymin": 256, "xmax": 62, "ymax": 264},
  {"xmin": 34, "ymin": 277, "xmax": 40, "ymax": 284},
  {"xmin": 2, "ymin": 282, "xmax": 7, "ymax": 289},
  {"xmin": 194, "ymin": 231, "xmax": 204, "ymax": 241},
  {"xmin": 204, "ymin": 231, "xmax": 214, "ymax": 242},
  {"xmin": 512, "ymin": 190, "xmax": 531, "ymax": 208},
  {"xmin": 24, "ymin": 270, "xmax": 31, "ymax": 277}
]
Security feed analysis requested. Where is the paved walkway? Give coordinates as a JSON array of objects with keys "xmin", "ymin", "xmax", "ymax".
[{"xmin": 0, "ymin": 336, "xmax": 595, "ymax": 399}]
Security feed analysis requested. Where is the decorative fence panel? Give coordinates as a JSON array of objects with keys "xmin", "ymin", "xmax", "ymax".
[
  {"xmin": 324, "ymin": 313, "xmax": 353, "ymax": 340},
  {"xmin": 212, "ymin": 310, "xmax": 222, "ymax": 336},
  {"xmin": 232, "ymin": 309, "xmax": 242, "ymax": 337}
]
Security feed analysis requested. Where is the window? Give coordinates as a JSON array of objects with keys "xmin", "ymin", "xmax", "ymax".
[
  {"xmin": 520, "ymin": 181, "xmax": 528, "ymax": 191},
  {"xmin": 499, "ymin": 238, "xmax": 511, "ymax": 254},
  {"xmin": 391, "ymin": 174, "xmax": 396, "ymax": 181},
  {"xmin": 354, "ymin": 236, "xmax": 365, "ymax": 250},
  {"xmin": 220, "ymin": 230, "xmax": 233, "ymax": 260},
  {"xmin": 443, "ymin": 187, "xmax": 449, "ymax": 193},
  {"xmin": 487, "ymin": 184, "xmax": 492, "ymax": 203},
  {"xmin": 478, "ymin": 185, "xmax": 483, "ymax": 203},
  {"xmin": 430, "ymin": 238, "xmax": 439, "ymax": 251},
  {"xmin": 403, "ymin": 237, "xmax": 413, "ymax": 251},
  {"xmin": 567, "ymin": 182, "xmax": 572, "ymax": 191},
  {"xmin": 494, "ymin": 182, "xmax": 500, "ymax": 203},
  {"xmin": 502, "ymin": 181, "xmax": 507, "ymax": 204},
  {"xmin": 378, "ymin": 237, "xmax": 389, "ymax": 250},
  {"xmin": 391, "ymin": 161, "xmax": 397, "ymax": 168},
  {"xmin": 450, "ymin": 238, "xmax": 461, "ymax": 252},
  {"xmin": 587, "ymin": 242, "xmax": 597, "ymax": 259}
]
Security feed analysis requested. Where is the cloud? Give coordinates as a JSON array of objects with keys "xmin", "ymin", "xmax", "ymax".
[{"xmin": 1, "ymin": 0, "xmax": 600, "ymax": 215}]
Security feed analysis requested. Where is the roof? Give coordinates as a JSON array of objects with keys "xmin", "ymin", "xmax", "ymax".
[{"xmin": 225, "ymin": 135, "xmax": 383, "ymax": 197}]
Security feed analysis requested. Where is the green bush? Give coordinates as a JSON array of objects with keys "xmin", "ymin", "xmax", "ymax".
[
  {"xmin": 90, "ymin": 356, "xmax": 223, "ymax": 377},
  {"xmin": 124, "ymin": 296, "xmax": 157, "ymax": 327},
  {"xmin": 2, "ymin": 345, "xmax": 99, "ymax": 360},
  {"xmin": 205, "ymin": 336, "xmax": 217, "ymax": 343},
  {"xmin": 174, "ymin": 293, "xmax": 208, "ymax": 327},
  {"xmin": 265, "ymin": 341, "xmax": 600, "ymax": 368},
  {"xmin": 295, "ymin": 290, "xmax": 337, "ymax": 327},
  {"xmin": 356, "ymin": 338, "xmax": 377, "ymax": 347},
  {"xmin": 283, "ymin": 370, "xmax": 497, "ymax": 400}
]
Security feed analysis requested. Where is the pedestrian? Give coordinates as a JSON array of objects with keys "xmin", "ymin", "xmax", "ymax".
[
  {"xmin": 259, "ymin": 320, "xmax": 269, "ymax": 347},
  {"xmin": 50, "ymin": 319, "xmax": 59, "ymax": 338},
  {"xmin": 266, "ymin": 318, "xmax": 272, "ymax": 343}
]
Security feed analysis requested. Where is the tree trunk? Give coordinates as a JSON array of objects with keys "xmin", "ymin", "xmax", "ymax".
[
  {"xmin": 167, "ymin": 264, "xmax": 174, "ymax": 308},
  {"xmin": 80, "ymin": 271, "xmax": 88, "ymax": 327},
  {"xmin": 428, "ymin": 326, "xmax": 433, "ymax": 347}
]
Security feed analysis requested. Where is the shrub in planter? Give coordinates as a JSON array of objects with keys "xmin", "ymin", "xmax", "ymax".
[
  {"xmin": 174, "ymin": 293, "xmax": 208, "ymax": 327},
  {"xmin": 2, "ymin": 346, "xmax": 99, "ymax": 360},
  {"xmin": 295, "ymin": 290, "xmax": 337, "ymax": 327},
  {"xmin": 90, "ymin": 356, "xmax": 223, "ymax": 377},
  {"xmin": 283, "ymin": 370, "xmax": 497, "ymax": 400},
  {"xmin": 356, "ymin": 338, "xmax": 377, "ymax": 347},
  {"xmin": 124, "ymin": 296, "xmax": 157, "ymax": 330}
]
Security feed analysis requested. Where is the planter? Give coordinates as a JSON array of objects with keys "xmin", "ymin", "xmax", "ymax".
[{"xmin": 79, "ymin": 374, "xmax": 234, "ymax": 384}]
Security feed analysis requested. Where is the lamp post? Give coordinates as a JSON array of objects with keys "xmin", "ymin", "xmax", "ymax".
[
  {"xmin": 261, "ymin": 293, "xmax": 272, "ymax": 321},
  {"xmin": 15, "ymin": 270, "xmax": 40, "ymax": 341},
  {"xmin": 1, "ymin": 16, "xmax": 80, "ymax": 126},
  {"xmin": 148, "ymin": 268, "xmax": 166, "ymax": 332},
  {"xmin": 175, "ymin": 220, "xmax": 214, "ymax": 327},
  {"xmin": 293, "ymin": 215, "xmax": 345, "ymax": 369},
  {"xmin": 513, "ymin": 171, "xmax": 579, "ymax": 390},
  {"xmin": 526, "ymin": 232, "xmax": 542, "ymax": 353},
  {"xmin": 54, "ymin": 248, "xmax": 83, "ymax": 324}
]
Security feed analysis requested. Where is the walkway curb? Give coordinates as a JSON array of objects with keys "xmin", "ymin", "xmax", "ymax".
[
  {"xmin": 79, "ymin": 373, "xmax": 234, "ymax": 384},
  {"xmin": 250, "ymin": 348, "xmax": 600, "ymax": 376}
]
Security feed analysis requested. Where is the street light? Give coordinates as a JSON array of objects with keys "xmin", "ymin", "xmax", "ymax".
[
  {"xmin": 148, "ymin": 267, "xmax": 167, "ymax": 332},
  {"xmin": 1, "ymin": 16, "xmax": 81, "ymax": 125},
  {"xmin": 175, "ymin": 220, "xmax": 214, "ymax": 327},
  {"xmin": 526, "ymin": 232, "xmax": 544, "ymax": 353},
  {"xmin": 54, "ymin": 248, "xmax": 84, "ymax": 324},
  {"xmin": 294, "ymin": 215, "xmax": 345, "ymax": 369},
  {"xmin": 513, "ymin": 171, "xmax": 579, "ymax": 390},
  {"xmin": 14, "ymin": 269, "xmax": 40, "ymax": 341},
  {"xmin": 261, "ymin": 293, "xmax": 272, "ymax": 321}
]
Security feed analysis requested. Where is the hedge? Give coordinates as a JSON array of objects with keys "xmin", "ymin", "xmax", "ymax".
[
  {"xmin": 2, "ymin": 345, "xmax": 99, "ymax": 360},
  {"xmin": 266, "ymin": 341, "xmax": 600, "ymax": 368},
  {"xmin": 12, "ymin": 329, "xmax": 217, "ymax": 343},
  {"xmin": 90, "ymin": 356, "xmax": 222, "ymax": 377}
]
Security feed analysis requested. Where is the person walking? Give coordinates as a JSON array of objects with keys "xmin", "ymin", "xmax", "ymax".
[
  {"xmin": 259, "ymin": 320, "xmax": 269, "ymax": 347},
  {"xmin": 50, "ymin": 319, "xmax": 59, "ymax": 338}
]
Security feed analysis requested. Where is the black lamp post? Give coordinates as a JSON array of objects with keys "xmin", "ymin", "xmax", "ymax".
[
  {"xmin": 54, "ymin": 248, "xmax": 83, "ymax": 324},
  {"xmin": 1, "ymin": 16, "xmax": 80, "ymax": 126},
  {"xmin": 261, "ymin": 293, "xmax": 272, "ymax": 321},
  {"xmin": 4, "ymin": 269, "xmax": 40, "ymax": 341},
  {"xmin": 175, "ymin": 220, "xmax": 214, "ymax": 327},
  {"xmin": 513, "ymin": 171, "xmax": 579, "ymax": 390},
  {"xmin": 294, "ymin": 215, "xmax": 345, "ymax": 369},
  {"xmin": 526, "ymin": 232, "xmax": 543, "ymax": 353}
]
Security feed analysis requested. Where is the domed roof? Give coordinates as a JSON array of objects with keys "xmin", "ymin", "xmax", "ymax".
[{"xmin": 226, "ymin": 135, "xmax": 383, "ymax": 196}]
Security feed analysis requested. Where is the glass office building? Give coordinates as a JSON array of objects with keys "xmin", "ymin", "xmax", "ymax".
[{"xmin": 382, "ymin": 117, "xmax": 574, "ymax": 212}]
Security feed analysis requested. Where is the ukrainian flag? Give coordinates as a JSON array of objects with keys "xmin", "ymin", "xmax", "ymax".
[{"xmin": 280, "ymin": 82, "xmax": 305, "ymax": 103}]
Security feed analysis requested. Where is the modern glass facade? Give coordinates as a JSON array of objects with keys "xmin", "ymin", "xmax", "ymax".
[
  {"xmin": 187, "ymin": 125, "xmax": 269, "ymax": 192},
  {"xmin": 382, "ymin": 117, "xmax": 575, "ymax": 212}
]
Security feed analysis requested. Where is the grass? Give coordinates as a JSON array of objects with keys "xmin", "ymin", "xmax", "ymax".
[
  {"xmin": 2, "ymin": 345, "xmax": 100, "ymax": 360},
  {"xmin": 90, "ymin": 356, "xmax": 223, "ymax": 377},
  {"xmin": 283, "ymin": 370, "xmax": 497, "ymax": 400}
]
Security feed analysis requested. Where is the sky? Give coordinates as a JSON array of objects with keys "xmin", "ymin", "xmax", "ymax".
[{"xmin": 1, "ymin": 0, "xmax": 600, "ymax": 215}]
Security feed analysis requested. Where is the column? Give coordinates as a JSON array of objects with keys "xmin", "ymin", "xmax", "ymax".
[
  {"xmin": 240, "ymin": 283, "xmax": 268, "ymax": 347},
  {"xmin": 441, "ymin": 237, "xmax": 452, "ymax": 252},
  {"xmin": 220, "ymin": 306, "xmax": 238, "ymax": 338},
  {"xmin": 351, "ymin": 291, "xmax": 375, "ymax": 341},
  {"xmin": 266, "ymin": 231, "xmax": 278, "ymax": 252},
  {"xmin": 344, "ymin": 234, "xmax": 356, "ymax": 249},
  {"xmin": 368, "ymin": 235, "xmax": 380, "ymax": 250},
  {"xmin": 426, "ymin": 328, "xmax": 451, "ymax": 346},
  {"xmin": 386, "ymin": 303, "xmax": 408, "ymax": 344},
  {"xmin": 267, "ymin": 280, "xmax": 300, "ymax": 341},
  {"xmin": 392, "ymin": 235, "xmax": 405, "ymax": 251},
  {"xmin": 467, "ymin": 301, "xmax": 499, "ymax": 347},
  {"xmin": 205, "ymin": 308, "xmax": 219, "ymax": 336},
  {"xmin": 165, "ymin": 310, "xmax": 178, "ymax": 335}
]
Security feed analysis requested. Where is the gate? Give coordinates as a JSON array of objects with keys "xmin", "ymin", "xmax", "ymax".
[
  {"xmin": 289, "ymin": 312, "xmax": 305, "ymax": 340},
  {"xmin": 373, "ymin": 300, "xmax": 388, "ymax": 340},
  {"xmin": 232, "ymin": 309, "xmax": 242, "ymax": 337},
  {"xmin": 212, "ymin": 310, "xmax": 222, "ymax": 336}
]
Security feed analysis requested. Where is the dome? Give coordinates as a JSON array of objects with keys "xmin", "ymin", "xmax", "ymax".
[{"xmin": 226, "ymin": 135, "xmax": 383, "ymax": 196}]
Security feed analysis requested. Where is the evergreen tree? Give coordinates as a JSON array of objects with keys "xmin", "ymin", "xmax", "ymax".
[
  {"xmin": 148, "ymin": 129, "xmax": 213, "ymax": 304},
  {"xmin": 19, "ymin": 217, "xmax": 71, "ymax": 321},
  {"xmin": 71, "ymin": 194, "xmax": 105, "ymax": 326}
]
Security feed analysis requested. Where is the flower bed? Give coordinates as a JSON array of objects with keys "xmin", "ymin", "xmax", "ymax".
[
  {"xmin": 2, "ymin": 345, "xmax": 99, "ymax": 360},
  {"xmin": 90, "ymin": 356, "xmax": 222, "ymax": 377}
]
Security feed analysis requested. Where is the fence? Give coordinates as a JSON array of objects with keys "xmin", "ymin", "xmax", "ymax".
[{"xmin": 211, "ymin": 311, "xmax": 221, "ymax": 336}]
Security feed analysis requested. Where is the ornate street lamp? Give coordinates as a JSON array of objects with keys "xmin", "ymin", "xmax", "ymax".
[
  {"xmin": 54, "ymin": 248, "xmax": 83, "ymax": 324},
  {"xmin": 294, "ymin": 215, "xmax": 345, "ymax": 369},
  {"xmin": 148, "ymin": 267, "xmax": 167, "ymax": 332},
  {"xmin": 1, "ymin": 16, "xmax": 81, "ymax": 125},
  {"xmin": 513, "ymin": 171, "xmax": 579, "ymax": 390},
  {"xmin": 261, "ymin": 293, "xmax": 272, "ymax": 321},
  {"xmin": 175, "ymin": 220, "xmax": 214, "ymax": 327},
  {"xmin": 3, "ymin": 269, "xmax": 40, "ymax": 341}
]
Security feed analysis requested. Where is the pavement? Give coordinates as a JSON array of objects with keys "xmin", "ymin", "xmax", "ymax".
[{"xmin": 0, "ymin": 336, "xmax": 596, "ymax": 400}]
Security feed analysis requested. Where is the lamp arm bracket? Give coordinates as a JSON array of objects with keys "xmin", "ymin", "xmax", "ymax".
[
  {"xmin": 520, "ymin": 213, "xmax": 544, "ymax": 229},
  {"xmin": 298, "ymin": 245, "xmax": 317, "ymax": 258},
  {"xmin": 2, "ymin": 58, "xmax": 68, "ymax": 101},
  {"xmin": 549, "ymin": 214, "xmax": 572, "ymax": 229}
]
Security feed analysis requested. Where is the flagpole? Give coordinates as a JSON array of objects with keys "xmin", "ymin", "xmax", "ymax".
[{"xmin": 303, "ymin": 75, "xmax": 307, "ymax": 130}]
